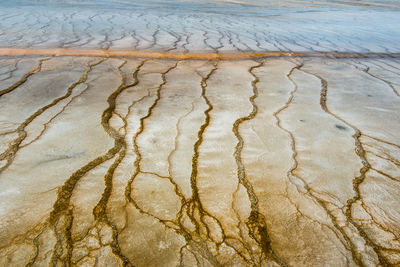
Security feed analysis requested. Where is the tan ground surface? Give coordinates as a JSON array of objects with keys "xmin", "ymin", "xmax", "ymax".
[{"xmin": 0, "ymin": 56, "xmax": 399, "ymax": 266}]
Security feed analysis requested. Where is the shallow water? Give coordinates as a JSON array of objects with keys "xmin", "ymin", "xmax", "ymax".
[{"xmin": 0, "ymin": 0, "xmax": 400, "ymax": 53}]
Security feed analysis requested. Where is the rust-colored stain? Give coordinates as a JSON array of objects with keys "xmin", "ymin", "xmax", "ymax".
[{"xmin": 0, "ymin": 48, "xmax": 399, "ymax": 59}]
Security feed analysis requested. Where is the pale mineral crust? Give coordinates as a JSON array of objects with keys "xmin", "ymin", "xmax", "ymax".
[
  {"xmin": 0, "ymin": 56, "xmax": 399, "ymax": 266},
  {"xmin": 0, "ymin": 0, "xmax": 400, "ymax": 266}
]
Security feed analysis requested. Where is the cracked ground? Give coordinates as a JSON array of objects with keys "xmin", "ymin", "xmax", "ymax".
[{"xmin": 0, "ymin": 1, "xmax": 400, "ymax": 267}]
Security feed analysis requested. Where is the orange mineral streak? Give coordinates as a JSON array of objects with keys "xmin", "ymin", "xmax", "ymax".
[{"xmin": 0, "ymin": 48, "xmax": 399, "ymax": 59}]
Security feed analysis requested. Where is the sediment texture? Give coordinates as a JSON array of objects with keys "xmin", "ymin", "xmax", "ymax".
[
  {"xmin": 0, "ymin": 0, "xmax": 400, "ymax": 53},
  {"xmin": 0, "ymin": 56, "xmax": 399, "ymax": 266}
]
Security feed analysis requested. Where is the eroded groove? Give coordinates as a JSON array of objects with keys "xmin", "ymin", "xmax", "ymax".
[
  {"xmin": 124, "ymin": 59, "xmax": 251, "ymax": 265},
  {"xmin": 365, "ymin": 148, "xmax": 400, "ymax": 168},
  {"xmin": 0, "ymin": 58, "xmax": 20, "ymax": 82},
  {"xmin": 363, "ymin": 134, "xmax": 400, "ymax": 149},
  {"xmin": 90, "ymin": 59, "xmax": 149, "ymax": 267},
  {"xmin": 371, "ymin": 167, "xmax": 399, "ymax": 183},
  {"xmin": 118, "ymin": 60, "xmax": 201, "ymax": 250},
  {"xmin": 125, "ymin": 60, "xmax": 180, "ymax": 208},
  {"xmin": 119, "ymin": 59, "xmax": 221, "ymax": 264},
  {"xmin": 166, "ymin": 101, "xmax": 196, "ymax": 202},
  {"xmin": 46, "ymin": 59, "xmax": 147, "ymax": 266},
  {"xmin": 179, "ymin": 61, "xmax": 229, "ymax": 255},
  {"xmin": 301, "ymin": 68, "xmax": 390, "ymax": 266},
  {"xmin": 273, "ymin": 61, "xmax": 365, "ymax": 266},
  {"xmin": 231, "ymin": 60, "xmax": 287, "ymax": 267},
  {"xmin": 173, "ymin": 59, "xmax": 268, "ymax": 265},
  {"xmin": 1, "ymin": 52, "xmax": 398, "ymax": 266},
  {"xmin": 94, "ymin": 59, "xmax": 148, "ymax": 221},
  {"xmin": 25, "ymin": 228, "xmax": 45, "ymax": 267},
  {"xmin": 0, "ymin": 58, "xmax": 106, "ymax": 175},
  {"xmin": 21, "ymin": 82, "xmax": 90, "ymax": 148},
  {"xmin": 351, "ymin": 61, "xmax": 400, "ymax": 97},
  {"xmin": 185, "ymin": 60, "xmax": 219, "ymax": 230},
  {"xmin": 0, "ymin": 57, "xmax": 51, "ymax": 97}
]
